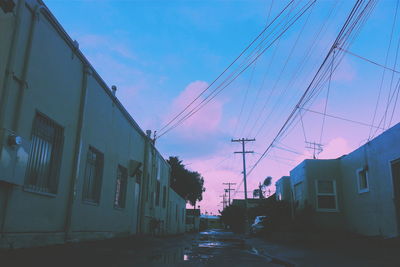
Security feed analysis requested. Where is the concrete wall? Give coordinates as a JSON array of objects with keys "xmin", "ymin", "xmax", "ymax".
[
  {"xmin": 301, "ymin": 159, "xmax": 344, "ymax": 229},
  {"xmin": 0, "ymin": 0, "xmax": 186, "ymax": 248},
  {"xmin": 340, "ymin": 124, "xmax": 400, "ymax": 237},
  {"xmin": 167, "ymin": 188, "xmax": 186, "ymax": 235},
  {"xmin": 282, "ymin": 124, "xmax": 400, "ymax": 237}
]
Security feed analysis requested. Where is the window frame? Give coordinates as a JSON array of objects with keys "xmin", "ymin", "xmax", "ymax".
[
  {"xmin": 356, "ymin": 167, "xmax": 369, "ymax": 194},
  {"xmin": 315, "ymin": 179, "xmax": 339, "ymax": 212},
  {"xmin": 114, "ymin": 164, "xmax": 128, "ymax": 209},
  {"xmin": 82, "ymin": 146, "xmax": 104, "ymax": 205},
  {"xmin": 24, "ymin": 112, "xmax": 64, "ymax": 195}
]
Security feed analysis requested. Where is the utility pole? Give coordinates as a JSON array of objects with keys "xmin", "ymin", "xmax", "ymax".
[
  {"xmin": 220, "ymin": 194, "xmax": 226, "ymax": 209},
  {"xmin": 231, "ymin": 138, "xmax": 255, "ymax": 233},
  {"xmin": 231, "ymin": 138, "xmax": 255, "ymax": 201},
  {"xmin": 305, "ymin": 141, "xmax": 323, "ymax": 159},
  {"xmin": 223, "ymin": 182, "xmax": 236, "ymax": 206}
]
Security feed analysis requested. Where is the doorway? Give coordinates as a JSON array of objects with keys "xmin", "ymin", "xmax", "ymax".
[{"xmin": 391, "ymin": 159, "xmax": 400, "ymax": 234}]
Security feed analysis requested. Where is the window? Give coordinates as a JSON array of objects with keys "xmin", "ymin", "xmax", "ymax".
[
  {"xmin": 357, "ymin": 168, "xmax": 369, "ymax": 193},
  {"xmin": 293, "ymin": 182, "xmax": 303, "ymax": 201},
  {"xmin": 82, "ymin": 146, "xmax": 104, "ymax": 204},
  {"xmin": 25, "ymin": 113, "xmax": 64, "ymax": 194},
  {"xmin": 155, "ymin": 180, "xmax": 160, "ymax": 206},
  {"xmin": 114, "ymin": 165, "xmax": 128, "ymax": 209},
  {"xmin": 162, "ymin": 186, "xmax": 167, "ymax": 208},
  {"xmin": 316, "ymin": 180, "xmax": 338, "ymax": 211}
]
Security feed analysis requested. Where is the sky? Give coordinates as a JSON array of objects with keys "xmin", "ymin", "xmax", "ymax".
[{"xmin": 45, "ymin": 0, "xmax": 400, "ymax": 214}]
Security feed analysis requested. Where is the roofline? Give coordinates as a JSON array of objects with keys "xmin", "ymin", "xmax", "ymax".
[{"xmin": 32, "ymin": 0, "xmax": 147, "ymax": 139}]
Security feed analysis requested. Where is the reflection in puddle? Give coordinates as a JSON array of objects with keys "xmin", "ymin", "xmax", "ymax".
[
  {"xmin": 148, "ymin": 247, "xmax": 187, "ymax": 264},
  {"xmin": 198, "ymin": 242, "xmax": 224, "ymax": 248},
  {"xmin": 146, "ymin": 231, "xmax": 250, "ymax": 264}
]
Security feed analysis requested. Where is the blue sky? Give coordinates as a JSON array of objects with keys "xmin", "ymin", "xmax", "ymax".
[{"xmin": 45, "ymin": 0, "xmax": 400, "ymax": 213}]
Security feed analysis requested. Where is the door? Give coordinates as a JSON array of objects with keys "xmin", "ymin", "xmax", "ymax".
[{"xmin": 391, "ymin": 159, "xmax": 400, "ymax": 234}]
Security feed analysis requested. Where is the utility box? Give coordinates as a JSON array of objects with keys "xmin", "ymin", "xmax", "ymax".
[{"xmin": 0, "ymin": 128, "xmax": 30, "ymax": 185}]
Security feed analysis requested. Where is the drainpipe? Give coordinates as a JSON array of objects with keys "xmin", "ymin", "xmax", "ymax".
[
  {"xmin": 64, "ymin": 64, "xmax": 91, "ymax": 242},
  {"xmin": 0, "ymin": 0, "xmax": 22, "ymax": 130},
  {"xmin": 0, "ymin": 1, "xmax": 43, "ymax": 240},
  {"xmin": 137, "ymin": 131, "xmax": 150, "ymax": 234},
  {"xmin": 12, "ymin": 3, "xmax": 44, "ymax": 132}
]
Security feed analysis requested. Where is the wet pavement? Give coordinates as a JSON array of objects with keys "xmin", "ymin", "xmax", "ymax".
[
  {"xmin": 0, "ymin": 229, "xmax": 288, "ymax": 267},
  {"xmin": 133, "ymin": 229, "xmax": 289, "ymax": 266}
]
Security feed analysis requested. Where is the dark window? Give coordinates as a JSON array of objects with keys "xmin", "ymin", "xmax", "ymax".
[
  {"xmin": 114, "ymin": 165, "xmax": 128, "ymax": 209},
  {"xmin": 82, "ymin": 146, "xmax": 104, "ymax": 203},
  {"xmin": 162, "ymin": 186, "xmax": 167, "ymax": 208},
  {"xmin": 25, "ymin": 113, "xmax": 63, "ymax": 194},
  {"xmin": 357, "ymin": 169, "xmax": 369, "ymax": 192},
  {"xmin": 155, "ymin": 180, "xmax": 161, "ymax": 206}
]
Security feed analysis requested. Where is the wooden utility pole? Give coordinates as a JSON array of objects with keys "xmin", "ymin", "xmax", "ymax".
[
  {"xmin": 223, "ymin": 182, "xmax": 236, "ymax": 206},
  {"xmin": 231, "ymin": 138, "xmax": 255, "ymax": 233},
  {"xmin": 231, "ymin": 138, "xmax": 255, "ymax": 201}
]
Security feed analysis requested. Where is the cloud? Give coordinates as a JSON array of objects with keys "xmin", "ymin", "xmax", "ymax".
[
  {"xmin": 319, "ymin": 137, "xmax": 351, "ymax": 159},
  {"xmin": 78, "ymin": 34, "xmax": 138, "ymax": 61},
  {"xmin": 165, "ymin": 81, "xmax": 224, "ymax": 139}
]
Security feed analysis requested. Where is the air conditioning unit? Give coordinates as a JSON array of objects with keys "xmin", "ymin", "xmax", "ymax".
[{"xmin": 0, "ymin": 128, "xmax": 30, "ymax": 185}]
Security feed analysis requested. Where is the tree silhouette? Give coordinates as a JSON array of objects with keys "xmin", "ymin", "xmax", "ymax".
[
  {"xmin": 167, "ymin": 156, "xmax": 205, "ymax": 206},
  {"xmin": 254, "ymin": 176, "xmax": 273, "ymax": 199}
]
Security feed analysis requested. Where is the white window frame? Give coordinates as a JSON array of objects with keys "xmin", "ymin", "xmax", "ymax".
[
  {"xmin": 356, "ymin": 167, "xmax": 369, "ymax": 194},
  {"xmin": 315, "ymin": 180, "xmax": 338, "ymax": 212}
]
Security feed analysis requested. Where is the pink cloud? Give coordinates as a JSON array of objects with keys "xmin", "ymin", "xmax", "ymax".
[
  {"xmin": 165, "ymin": 81, "xmax": 224, "ymax": 139},
  {"xmin": 319, "ymin": 136, "xmax": 352, "ymax": 159}
]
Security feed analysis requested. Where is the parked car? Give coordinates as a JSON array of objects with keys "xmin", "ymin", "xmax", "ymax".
[{"xmin": 250, "ymin": 216, "xmax": 268, "ymax": 234}]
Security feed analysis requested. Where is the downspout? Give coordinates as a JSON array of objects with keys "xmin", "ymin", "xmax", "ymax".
[
  {"xmin": 0, "ymin": 0, "xmax": 23, "ymax": 130},
  {"xmin": 12, "ymin": 3, "xmax": 45, "ymax": 132},
  {"xmin": 137, "ymin": 133, "xmax": 150, "ymax": 234},
  {"xmin": 0, "ymin": 1, "xmax": 41, "ymax": 239},
  {"xmin": 64, "ymin": 65, "xmax": 91, "ymax": 242}
]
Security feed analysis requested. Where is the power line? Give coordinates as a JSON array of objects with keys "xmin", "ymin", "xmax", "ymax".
[
  {"xmin": 245, "ymin": 0, "xmax": 377, "ymax": 179},
  {"xmin": 157, "ymin": 0, "xmax": 296, "ymax": 136},
  {"xmin": 157, "ymin": 0, "xmax": 316, "ymax": 139}
]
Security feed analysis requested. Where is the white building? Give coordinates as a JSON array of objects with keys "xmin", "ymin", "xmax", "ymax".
[{"xmin": 276, "ymin": 123, "xmax": 400, "ymax": 238}]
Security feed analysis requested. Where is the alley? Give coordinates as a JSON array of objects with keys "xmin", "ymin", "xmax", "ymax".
[{"xmin": 1, "ymin": 230, "xmax": 288, "ymax": 267}]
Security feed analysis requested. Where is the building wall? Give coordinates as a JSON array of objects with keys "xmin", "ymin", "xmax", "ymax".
[
  {"xmin": 167, "ymin": 188, "xmax": 186, "ymax": 235},
  {"xmin": 275, "ymin": 176, "xmax": 292, "ymax": 202},
  {"xmin": 282, "ymin": 124, "xmax": 400, "ymax": 237},
  {"xmin": 302, "ymin": 159, "xmax": 344, "ymax": 229},
  {"xmin": 340, "ymin": 124, "xmax": 400, "ymax": 237},
  {"xmin": 0, "ymin": 0, "xmax": 186, "ymax": 249}
]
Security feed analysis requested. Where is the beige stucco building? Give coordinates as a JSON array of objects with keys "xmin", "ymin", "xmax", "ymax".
[{"xmin": 0, "ymin": 0, "xmax": 185, "ymax": 249}]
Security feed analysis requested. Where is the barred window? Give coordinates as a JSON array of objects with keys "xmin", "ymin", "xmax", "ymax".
[
  {"xmin": 114, "ymin": 165, "xmax": 128, "ymax": 209},
  {"xmin": 25, "ymin": 113, "xmax": 63, "ymax": 194},
  {"xmin": 82, "ymin": 146, "xmax": 104, "ymax": 203}
]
